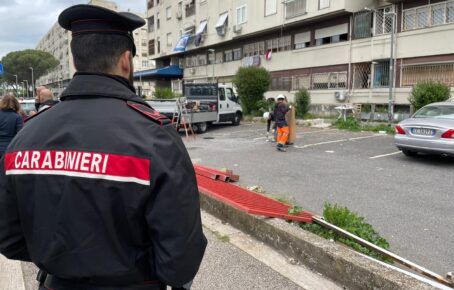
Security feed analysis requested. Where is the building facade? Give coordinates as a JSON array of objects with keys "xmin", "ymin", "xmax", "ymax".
[
  {"xmin": 147, "ymin": 0, "xmax": 454, "ymax": 115},
  {"xmin": 36, "ymin": 0, "xmax": 154, "ymax": 96}
]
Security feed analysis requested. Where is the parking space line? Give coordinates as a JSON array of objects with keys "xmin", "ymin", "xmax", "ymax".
[
  {"xmin": 294, "ymin": 139, "xmax": 348, "ymax": 149},
  {"xmin": 369, "ymin": 152, "xmax": 401, "ymax": 159},
  {"xmin": 348, "ymin": 135, "xmax": 386, "ymax": 141}
]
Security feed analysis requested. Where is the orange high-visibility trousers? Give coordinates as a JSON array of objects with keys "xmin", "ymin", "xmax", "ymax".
[{"xmin": 277, "ymin": 126, "xmax": 289, "ymax": 145}]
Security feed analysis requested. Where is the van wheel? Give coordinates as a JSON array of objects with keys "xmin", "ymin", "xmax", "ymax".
[
  {"xmin": 195, "ymin": 122, "xmax": 207, "ymax": 134},
  {"xmin": 232, "ymin": 113, "xmax": 241, "ymax": 126}
]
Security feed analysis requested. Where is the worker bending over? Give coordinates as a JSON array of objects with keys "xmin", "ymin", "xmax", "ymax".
[{"xmin": 274, "ymin": 95, "xmax": 290, "ymax": 152}]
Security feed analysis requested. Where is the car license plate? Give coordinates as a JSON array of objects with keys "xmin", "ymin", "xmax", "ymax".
[{"xmin": 411, "ymin": 128, "xmax": 435, "ymax": 136}]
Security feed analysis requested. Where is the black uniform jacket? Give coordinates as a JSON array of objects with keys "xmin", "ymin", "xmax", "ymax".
[{"xmin": 0, "ymin": 73, "xmax": 207, "ymax": 287}]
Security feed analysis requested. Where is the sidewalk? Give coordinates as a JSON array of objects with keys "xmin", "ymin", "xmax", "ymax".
[{"xmin": 1, "ymin": 211, "xmax": 341, "ymax": 290}]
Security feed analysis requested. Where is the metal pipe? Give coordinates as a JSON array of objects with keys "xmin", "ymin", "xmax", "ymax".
[
  {"xmin": 312, "ymin": 216, "xmax": 453, "ymax": 287},
  {"xmin": 388, "ymin": 12, "xmax": 396, "ymax": 124}
]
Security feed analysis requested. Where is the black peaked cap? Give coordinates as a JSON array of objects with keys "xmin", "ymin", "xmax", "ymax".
[{"xmin": 58, "ymin": 4, "xmax": 145, "ymax": 34}]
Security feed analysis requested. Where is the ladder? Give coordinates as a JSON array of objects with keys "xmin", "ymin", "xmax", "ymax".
[{"xmin": 172, "ymin": 97, "xmax": 196, "ymax": 139}]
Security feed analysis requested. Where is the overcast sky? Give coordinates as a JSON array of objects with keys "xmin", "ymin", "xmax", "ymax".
[{"xmin": 0, "ymin": 0, "xmax": 146, "ymax": 58}]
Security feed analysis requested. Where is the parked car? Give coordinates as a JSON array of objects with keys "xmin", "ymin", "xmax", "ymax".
[{"xmin": 394, "ymin": 102, "xmax": 454, "ymax": 157}]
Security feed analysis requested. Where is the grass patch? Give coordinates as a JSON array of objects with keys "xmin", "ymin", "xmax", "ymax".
[
  {"xmin": 213, "ymin": 231, "xmax": 230, "ymax": 243},
  {"xmin": 299, "ymin": 203, "xmax": 392, "ymax": 263},
  {"xmin": 333, "ymin": 118, "xmax": 395, "ymax": 134}
]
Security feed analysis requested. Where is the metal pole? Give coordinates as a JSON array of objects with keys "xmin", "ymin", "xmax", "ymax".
[
  {"xmin": 30, "ymin": 67, "xmax": 35, "ymax": 98},
  {"xmin": 312, "ymin": 216, "xmax": 454, "ymax": 287},
  {"xmin": 388, "ymin": 13, "xmax": 395, "ymax": 123},
  {"xmin": 21, "ymin": 82, "xmax": 25, "ymax": 98},
  {"xmin": 23, "ymin": 80, "xmax": 29, "ymax": 98},
  {"xmin": 13, "ymin": 74, "xmax": 18, "ymax": 88}
]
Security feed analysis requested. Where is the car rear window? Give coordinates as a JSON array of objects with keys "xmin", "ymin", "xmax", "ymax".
[{"xmin": 413, "ymin": 105, "xmax": 454, "ymax": 119}]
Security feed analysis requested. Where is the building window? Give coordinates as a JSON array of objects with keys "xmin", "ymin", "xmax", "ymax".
[
  {"xmin": 311, "ymin": 72, "xmax": 347, "ymax": 90},
  {"xmin": 285, "ymin": 0, "xmax": 306, "ymax": 19},
  {"xmin": 402, "ymin": 63, "xmax": 454, "ymax": 87},
  {"xmin": 353, "ymin": 11, "xmax": 372, "ymax": 39},
  {"xmin": 373, "ymin": 60, "xmax": 390, "ymax": 88},
  {"xmin": 142, "ymin": 52, "xmax": 148, "ymax": 57},
  {"xmin": 292, "ymin": 75, "xmax": 311, "ymax": 90},
  {"xmin": 374, "ymin": 6, "xmax": 394, "ymax": 35},
  {"xmin": 265, "ymin": 0, "xmax": 277, "ymax": 16},
  {"xmin": 142, "ymin": 60, "xmax": 149, "ymax": 68},
  {"xmin": 319, "ymin": 0, "xmax": 329, "ymax": 10},
  {"xmin": 225, "ymin": 50, "xmax": 234, "ymax": 62},
  {"xmin": 197, "ymin": 54, "xmax": 207, "ymax": 66},
  {"xmin": 233, "ymin": 48, "xmax": 242, "ymax": 60},
  {"xmin": 148, "ymin": 16, "xmax": 155, "ymax": 32},
  {"xmin": 271, "ymin": 77, "xmax": 292, "ymax": 91},
  {"xmin": 216, "ymin": 12, "xmax": 229, "ymax": 36},
  {"xmin": 315, "ymin": 24, "xmax": 349, "ymax": 46},
  {"xmin": 403, "ymin": 1, "xmax": 454, "ymax": 31},
  {"xmin": 166, "ymin": 6, "xmax": 172, "ymax": 19},
  {"xmin": 236, "ymin": 5, "xmax": 247, "ymax": 25},
  {"xmin": 149, "ymin": 39, "xmax": 155, "ymax": 55},
  {"xmin": 216, "ymin": 52, "xmax": 224, "ymax": 64},
  {"xmin": 157, "ymin": 38, "xmax": 161, "ymax": 54},
  {"xmin": 185, "ymin": 0, "xmax": 196, "ymax": 17},
  {"xmin": 166, "ymin": 33, "xmax": 172, "ymax": 47},
  {"xmin": 157, "ymin": 12, "xmax": 160, "ymax": 29}
]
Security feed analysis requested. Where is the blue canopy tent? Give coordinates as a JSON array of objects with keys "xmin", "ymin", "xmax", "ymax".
[{"xmin": 134, "ymin": 65, "xmax": 183, "ymax": 80}]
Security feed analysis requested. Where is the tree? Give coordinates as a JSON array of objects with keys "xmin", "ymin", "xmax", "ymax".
[
  {"xmin": 233, "ymin": 67, "xmax": 271, "ymax": 115},
  {"xmin": 0, "ymin": 49, "xmax": 59, "ymax": 90},
  {"xmin": 295, "ymin": 88, "xmax": 311, "ymax": 118},
  {"xmin": 408, "ymin": 81, "xmax": 451, "ymax": 111}
]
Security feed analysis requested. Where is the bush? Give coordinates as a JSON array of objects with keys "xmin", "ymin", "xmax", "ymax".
[
  {"xmin": 333, "ymin": 117, "xmax": 361, "ymax": 131},
  {"xmin": 409, "ymin": 81, "xmax": 451, "ymax": 110},
  {"xmin": 295, "ymin": 89, "xmax": 311, "ymax": 118},
  {"xmin": 233, "ymin": 67, "xmax": 271, "ymax": 115},
  {"xmin": 300, "ymin": 203, "xmax": 392, "ymax": 263},
  {"xmin": 153, "ymin": 88, "xmax": 176, "ymax": 99}
]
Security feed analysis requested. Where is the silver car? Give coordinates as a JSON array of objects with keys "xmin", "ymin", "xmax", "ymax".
[{"xmin": 394, "ymin": 102, "xmax": 454, "ymax": 157}]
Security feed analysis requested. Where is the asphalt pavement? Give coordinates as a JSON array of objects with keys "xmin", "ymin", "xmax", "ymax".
[{"xmin": 186, "ymin": 122, "xmax": 454, "ymax": 276}]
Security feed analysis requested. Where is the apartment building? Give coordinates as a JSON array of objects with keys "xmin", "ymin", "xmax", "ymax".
[
  {"xmin": 36, "ymin": 0, "xmax": 154, "ymax": 96},
  {"xmin": 146, "ymin": 0, "xmax": 454, "ymax": 115}
]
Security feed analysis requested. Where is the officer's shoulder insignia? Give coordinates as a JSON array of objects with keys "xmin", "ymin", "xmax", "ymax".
[
  {"xmin": 24, "ymin": 106, "xmax": 53, "ymax": 123},
  {"xmin": 127, "ymin": 101, "xmax": 170, "ymax": 126}
]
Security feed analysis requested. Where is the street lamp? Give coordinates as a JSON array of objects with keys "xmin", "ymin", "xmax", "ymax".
[
  {"xmin": 21, "ymin": 82, "xmax": 25, "ymax": 98},
  {"xmin": 29, "ymin": 67, "xmax": 35, "ymax": 98},
  {"xmin": 23, "ymin": 80, "xmax": 29, "ymax": 98},
  {"xmin": 208, "ymin": 49, "xmax": 215, "ymax": 82},
  {"xmin": 13, "ymin": 74, "xmax": 18, "ymax": 88}
]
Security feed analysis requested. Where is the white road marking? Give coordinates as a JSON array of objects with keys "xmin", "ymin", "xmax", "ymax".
[
  {"xmin": 348, "ymin": 135, "xmax": 386, "ymax": 141},
  {"xmin": 253, "ymin": 137, "xmax": 267, "ymax": 141},
  {"xmin": 294, "ymin": 139, "xmax": 347, "ymax": 149},
  {"xmin": 296, "ymin": 129, "xmax": 335, "ymax": 135},
  {"xmin": 293, "ymin": 134, "xmax": 388, "ymax": 149},
  {"xmin": 369, "ymin": 151, "xmax": 401, "ymax": 159}
]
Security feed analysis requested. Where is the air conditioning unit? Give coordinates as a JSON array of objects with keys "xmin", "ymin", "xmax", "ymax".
[
  {"xmin": 176, "ymin": 11, "xmax": 183, "ymax": 19},
  {"xmin": 233, "ymin": 25, "xmax": 242, "ymax": 33},
  {"xmin": 188, "ymin": 67, "xmax": 195, "ymax": 75},
  {"xmin": 334, "ymin": 91, "xmax": 347, "ymax": 102}
]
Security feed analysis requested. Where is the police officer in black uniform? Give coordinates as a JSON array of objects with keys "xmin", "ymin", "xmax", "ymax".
[{"xmin": 0, "ymin": 4, "xmax": 206, "ymax": 290}]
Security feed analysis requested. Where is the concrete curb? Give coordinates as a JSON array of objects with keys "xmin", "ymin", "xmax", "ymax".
[{"xmin": 199, "ymin": 192, "xmax": 437, "ymax": 290}]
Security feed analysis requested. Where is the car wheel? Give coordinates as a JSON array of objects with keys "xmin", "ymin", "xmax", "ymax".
[
  {"xmin": 232, "ymin": 113, "xmax": 241, "ymax": 126},
  {"xmin": 402, "ymin": 149, "xmax": 418, "ymax": 157}
]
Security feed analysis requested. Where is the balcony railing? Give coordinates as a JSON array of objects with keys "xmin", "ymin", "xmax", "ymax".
[{"xmin": 403, "ymin": 0, "xmax": 454, "ymax": 31}]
